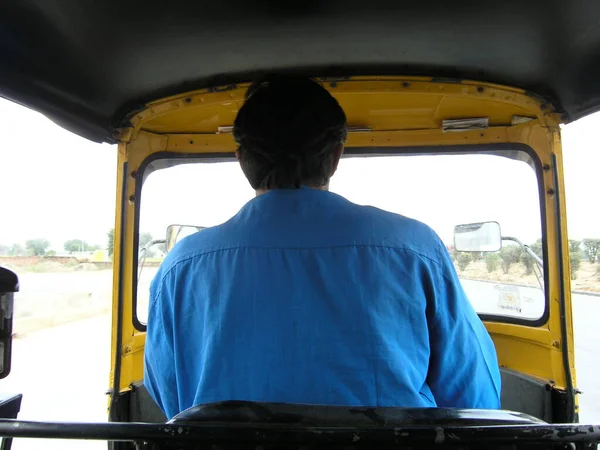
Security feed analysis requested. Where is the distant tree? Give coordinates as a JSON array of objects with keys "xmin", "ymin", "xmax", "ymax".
[
  {"xmin": 485, "ymin": 253, "xmax": 500, "ymax": 273},
  {"xmin": 520, "ymin": 253, "xmax": 534, "ymax": 275},
  {"xmin": 569, "ymin": 240, "xmax": 581, "ymax": 254},
  {"xmin": 470, "ymin": 251, "xmax": 482, "ymax": 262},
  {"xmin": 46, "ymin": 250, "xmax": 57, "ymax": 257},
  {"xmin": 456, "ymin": 253, "xmax": 472, "ymax": 272},
  {"xmin": 26, "ymin": 238, "xmax": 50, "ymax": 256},
  {"xmin": 89, "ymin": 244, "xmax": 102, "ymax": 251},
  {"xmin": 0, "ymin": 245, "xmax": 8, "ymax": 256},
  {"xmin": 569, "ymin": 240, "xmax": 582, "ymax": 280},
  {"xmin": 107, "ymin": 229, "xmax": 115, "ymax": 257},
  {"xmin": 530, "ymin": 239, "xmax": 543, "ymax": 259},
  {"xmin": 64, "ymin": 239, "xmax": 90, "ymax": 253},
  {"xmin": 448, "ymin": 248, "xmax": 456, "ymax": 262},
  {"xmin": 500, "ymin": 246, "xmax": 522, "ymax": 274},
  {"xmin": 139, "ymin": 232, "xmax": 153, "ymax": 249},
  {"xmin": 570, "ymin": 252, "xmax": 582, "ymax": 280},
  {"xmin": 583, "ymin": 239, "xmax": 600, "ymax": 263},
  {"xmin": 8, "ymin": 244, "xmax": 25, "ymax": 256}
]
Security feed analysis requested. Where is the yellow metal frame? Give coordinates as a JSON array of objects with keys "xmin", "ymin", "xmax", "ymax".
[{"xmin": 109, "ymin": 77, "xmax": 576, "ymax": 410}]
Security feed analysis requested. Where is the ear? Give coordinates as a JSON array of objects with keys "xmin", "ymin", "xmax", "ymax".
[{"xmin": 330, "ymin": 143, "xmax": 344, "ymax": 176}]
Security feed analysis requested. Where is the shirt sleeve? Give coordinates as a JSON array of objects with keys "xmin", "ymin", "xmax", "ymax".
[
  {"xmin": 144, "ymin": 273, "xmax": 178, "ymax": 419},
  {"xmin": 425, "ymin": 243, "xmax": 502, "ymax": 409}
]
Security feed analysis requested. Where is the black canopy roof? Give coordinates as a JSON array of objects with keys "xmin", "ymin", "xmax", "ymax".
[{"xmin": 2, "ymin": 0, "xmax": 600, "ymax": 143}]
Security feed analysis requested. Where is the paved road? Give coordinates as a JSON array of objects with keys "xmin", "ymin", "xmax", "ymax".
[
  {"xmin": 4, "ymin": 315, "xmax": 110, "ymax": 449},
  {"xmin": 2, "ymin": 292, "xmax": 599, "ymax": 449}
]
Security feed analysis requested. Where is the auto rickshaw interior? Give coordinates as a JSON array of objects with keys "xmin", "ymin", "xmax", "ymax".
[
  {"xmin": 1, "ymin": 0, "xmax": 600, "ymax": 448},
  {"xmin": 126, "ymin": 82, "xmax": 572, "ymax": 425}
]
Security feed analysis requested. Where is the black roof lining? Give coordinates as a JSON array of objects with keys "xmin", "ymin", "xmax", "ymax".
[{"xmin": 2, "ymin": 0, "xmax": 600, "ymax": 143}]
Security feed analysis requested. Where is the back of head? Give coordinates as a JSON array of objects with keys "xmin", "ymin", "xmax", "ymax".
[{"xmin": 233, "ymin": 75, "xmax": 347, "ymax": 190}]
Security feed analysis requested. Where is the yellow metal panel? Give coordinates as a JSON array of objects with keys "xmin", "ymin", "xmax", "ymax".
[
  {"xmin": 110, "ymin": 79, "xmax": 575, "ymax": 401},
  {"xmin": 122, "ymin": 78, "xmax": 550, "ymax": 141}
]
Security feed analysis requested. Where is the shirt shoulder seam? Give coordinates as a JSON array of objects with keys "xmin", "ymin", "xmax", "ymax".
[{"xmin": 154, "ymin": 243, "xmax": 446, "ymax": 288}]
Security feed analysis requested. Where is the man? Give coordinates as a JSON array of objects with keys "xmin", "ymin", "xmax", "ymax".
[{"xmin": 144, "ymin": 75, "xmax": 501, "ymax": 419}]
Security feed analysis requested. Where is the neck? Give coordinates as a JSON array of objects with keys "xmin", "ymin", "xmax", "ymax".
[{"xmin": 255, "ymin": 183, "xmax": 330, "ymax": 196}]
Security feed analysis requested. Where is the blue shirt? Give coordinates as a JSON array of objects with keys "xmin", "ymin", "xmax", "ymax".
[{"xmin": 144, "ymin": 188, "xmax": 501, "ymax": 419}]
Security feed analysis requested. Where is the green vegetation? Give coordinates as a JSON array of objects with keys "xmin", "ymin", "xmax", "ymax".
[
  {"xmin": 64, "ymin": 239, "xmax": 98, "ymax": 253},
  {"xmin": 520, "ymin": 253, "xmax": 534, "ymax": 275},
  {"xmin": 107, "ymin": 228, "xmax": 115, "ymax": 257},
  {"xmin": 530, "ymin": 239, "xmax": 543, "ymax": 259},
  {"xmin": 569, "ymin": 240, "xmax": 582, "ymax": 280},
  {"xmin": 456, "ymin": 252, "xmax": 472, "ymax": 271},
  {"xmin": 470, "ymin": 251, "xmax": 482, "ymax": 262},
  {"xmin": 499, "ymin": 245, "xmax": 522, "ymax": 274},
  {"xmin": 583, "ymin": 239, "xmax": 600, "ymax": 263},
  {"xmin": 8, "ymin": 244, "xmax": 25, "ymax": 256},
  {"xmin": 485, "ymin": 253, "xmax": 500, "ymax": 273},
  {"xmin": 25, "ymin": 238, "xmax": 50, "ymax": 256},
  {"xmin": 139, "ymin": 232, "xmax": 153, "ymax": 249}
]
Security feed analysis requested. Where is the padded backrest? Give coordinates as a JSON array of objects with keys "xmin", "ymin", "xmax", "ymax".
[{"xmin": 128, "ymin": 368, "xmax": 552, "ymax": 424}]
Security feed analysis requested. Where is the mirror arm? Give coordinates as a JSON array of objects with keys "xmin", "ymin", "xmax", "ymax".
[
  {"xmin": 140, "ymin": 239, "xmax": 166, "ymax": 255},
  {"xmin": 501, "ymin": 236, "xmax": 543, "ymax": 267},
  {"xmin": 137, "ymin": 239, "xmax": 167, "ymax": 281},
  {"xmin": 502, "ymin": 236, "xmax": 544, "ymax": 290}
]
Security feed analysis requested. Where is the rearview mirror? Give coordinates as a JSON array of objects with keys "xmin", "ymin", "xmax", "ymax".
[
  {"xmin": 0, "ymin": 267, "xmax": 18, "ymax": 380},
  {"xmin": 454, "ymin": 221, "xmax": 502, "ymax": 252},
  {"xmin": 166, "ymin": 225, "xmax": 206, "ymax": 253}
]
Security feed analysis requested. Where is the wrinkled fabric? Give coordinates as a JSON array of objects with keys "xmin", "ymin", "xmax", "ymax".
[{"xmin": 144, "ymin": 188, "xmax": 501, "ymax": 419}]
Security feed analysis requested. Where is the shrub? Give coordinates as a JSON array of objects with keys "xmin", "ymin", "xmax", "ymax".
[
  {"xmin": 583, "ymin": 239, "xmax": 600, "ymax": 263},
  {"xmin": 485, "ymin": 253, "xmax": 500, "ymax": 273},
  {"xmin": 520, "ymin": 253, "xmax": 534, "ymax": 275},
  {"xmin": 530, "ymin": 239, "xmax": 543, "ymax": 259},
  {"xmin": 569, "ymin": 240, "xmax": 582, "ymax": 280},
  {"xmin": 500, "ymin": 246, "xmax": 522, "ymax": 274},
  {"xmin": 470, "ymin": 251, "xmax": 482, "ymax": 262},
  {"xmin": 456, "ymin": 253, "xmax": 472, "ymax": 272},
  {"xmin": 570, "ymin": 252, "xmax": 581, "ymax": 280}
]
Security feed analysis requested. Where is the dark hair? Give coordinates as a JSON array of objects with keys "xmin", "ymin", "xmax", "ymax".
[{"xmin": 233, "ymin": 75, "xmax": 347, "ymax": 190}]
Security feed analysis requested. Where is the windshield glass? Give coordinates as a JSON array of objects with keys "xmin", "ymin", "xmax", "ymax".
[{"xmin": 136, "ymin": 150, "xmax": 545, "ymax": 325}]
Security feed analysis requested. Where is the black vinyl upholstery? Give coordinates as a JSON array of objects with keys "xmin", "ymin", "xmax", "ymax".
[{"xmin": 128, "ymin": 368, "xmax": 552, "ymax": 424}]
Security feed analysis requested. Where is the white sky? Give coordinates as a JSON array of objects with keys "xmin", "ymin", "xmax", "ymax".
[
  {"xmin": 140, "ymin": 154, "xmax": 542, "ymax": 245},
  {"xmin": 0, "ymin": 97, "xmax": 598, "ymax": 250}
]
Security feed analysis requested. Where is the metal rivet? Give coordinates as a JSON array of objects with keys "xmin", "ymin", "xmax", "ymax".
[
  {"xmin": 189, "ymin": 140, "xmax": 194, "ymax": 145},
  {"xmin": 477, "ymin": 86, "xmax": 484, "ymax": 93},
  {"xmin": 402, "ymin": 82, "xmax": 411, "ymax": 88},
  {"xmin": 547, "ymin": 188, "xmax": 555, "ymax": 195},
  {"xmin": 329, "ymin": 81, "xmax": 337, "ymax": 88},
  {"xmin": 128, "ymin": 195, "xmax": 135, "ymax": 203},
  {"xmin": 185, "ymin": 97, "xmax": 192, "ymax": 103},
  {"xmin": 130, "ymin": 170, "xmax": 137, "ymax": 178},
  {"xmin": 543, "ymin": 164, "xmax": 551, "ymax": 171}
]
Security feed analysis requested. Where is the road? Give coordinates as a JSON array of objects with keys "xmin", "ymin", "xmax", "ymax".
[
  {"xmin": 3, "ymin": 315, "xmax": 110, "ymax": 449},
  {"xmin": 1, "ymin": 292, "xmax": 599, "ymax": 449}
]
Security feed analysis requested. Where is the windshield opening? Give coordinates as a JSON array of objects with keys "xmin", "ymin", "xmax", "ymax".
[{"xmin": 135, "ymin": 147, "xmax": 546, "ymax": 328}]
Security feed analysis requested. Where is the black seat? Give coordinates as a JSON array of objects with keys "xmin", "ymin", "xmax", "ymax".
[{"xmin": 169, "ymin": 401, "xmax": 545, "ymax": 426}]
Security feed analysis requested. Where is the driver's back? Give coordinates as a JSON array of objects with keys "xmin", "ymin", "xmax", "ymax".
[{"xmin": 144, "ymin": 187, "xmax": 501, "ymax": 419}]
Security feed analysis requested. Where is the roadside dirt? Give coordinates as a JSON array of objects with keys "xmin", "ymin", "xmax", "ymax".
[{"xmin": 455, "ymin": 260, "xmax": 600, "ymax": 293}]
